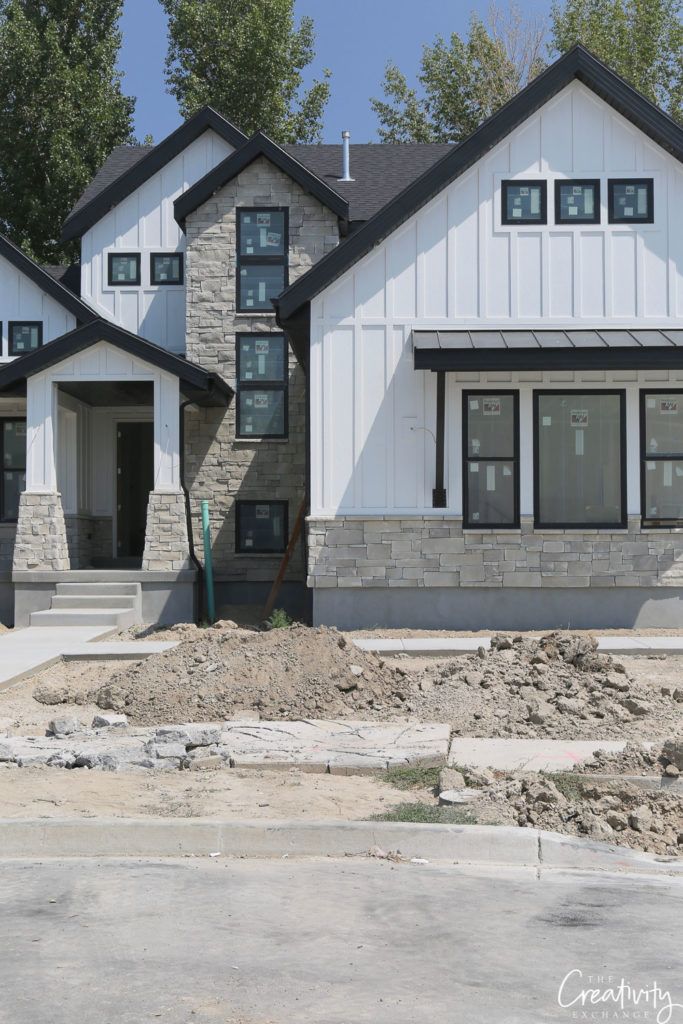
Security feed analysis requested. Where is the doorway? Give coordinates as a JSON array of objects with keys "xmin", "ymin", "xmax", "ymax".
[{"xmin": 116, "ymin": 421, "xmax": 154, "ymax": 562}]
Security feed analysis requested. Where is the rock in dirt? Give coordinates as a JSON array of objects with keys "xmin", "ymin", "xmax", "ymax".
[
  {"xmin": 33, "ymin": 684, "xmax": 73, "ymax": 706},
  {"xmin": 48, "ymin": 716, "xmax": 83, "ymax": 738},
  {"xmin": 439, "ymin": 767, "xmax": 466, "ymax": 792},
  {"xmin": 92, "ymin": 713, "xmax": 128, "ymax": 729},
  {"xmin": 663, "ymin": 739, "xmax": 683, "ymax": 771}
]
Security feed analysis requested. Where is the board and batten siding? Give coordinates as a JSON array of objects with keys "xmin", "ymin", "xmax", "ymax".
[
  {"xmin": 310, "ymin": 81, "xmax": 683, "ymax": 517},
  {"xmin": 80, "ymin": 130, "xmax": 235, "ymax": 353},
  {"xmin": 0, "ymin": 254, "xmax": 77, "ymax": 361}
]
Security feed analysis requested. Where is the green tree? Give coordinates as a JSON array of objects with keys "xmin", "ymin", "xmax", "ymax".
[
  {"xmin": 161, "ymin": 0, "xmax": 330, "ymax": 143},
  {"xmin": 372, "ymin": 3, "xmax": 547, "ymax": 143},
  {"xmin": 550, "ymin": 0, "xmax": 683, "ymax": 121},
  {"xmin": 0, "ymin": 0, "xmax": 135, "ymax": 263}
]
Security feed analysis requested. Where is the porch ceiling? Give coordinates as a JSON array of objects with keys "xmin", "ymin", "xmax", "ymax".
[{"xmin": 59, "ymin": 380, "xmax": 153, "ymax": 406}]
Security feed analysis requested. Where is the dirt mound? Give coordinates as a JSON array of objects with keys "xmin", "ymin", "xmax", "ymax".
[{"xmin": 575, "ymin": 739, "xmax": 683, "ymax": 776}]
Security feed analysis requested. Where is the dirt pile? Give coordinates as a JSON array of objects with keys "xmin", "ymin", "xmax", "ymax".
[{"xmin": 574, "ymin": 739, "xmax": 683, "ymax": 777}]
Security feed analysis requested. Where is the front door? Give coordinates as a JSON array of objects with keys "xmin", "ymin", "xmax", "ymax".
[{"xmin": 116, "ymin": 421, "xmax": 154, "ymax": 561}]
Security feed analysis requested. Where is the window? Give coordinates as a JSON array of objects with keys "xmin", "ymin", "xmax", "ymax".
[
  {"xmin": 108, "ymin": 253, "xmax": 141, "ymax": 286},
  {"xmin": 534, "ymin": 392, "xmax": 626, "ymax": 528},
  {"xmin": 9, "ymin": 321, "xmax": 42, "ymax": 356},
  {"xmin": 501, "ymin": 180, "xmax": 546, "ymax": 225},
  {"xmin": 236, "ymin": 334, "xmax": 288, "ymax": 439},
  {"xmin": 237, "ymin": 208, "xmax": 288, "ymax": 312},
  {"xmin": 608, "ymin": 179, "xmax": 653, "ymax": 224},
  {"xmin": 463, "ymin": 392, "xmax": 519, "ymax": 528},
  {"xmin": 1, "ymin": 419, "xmax": 26, "ymax": 521},
  {"xmin": 641, "ymin": 391, "xmax": 683, "ymax": 526},
  {"xmin": 236, "ymin": 500, "xmax": 288, "ymax": 554},
  {"xmin": 555, "ymin": 179, "xmax": 600, "ymax": 224},
  {"xmin": 150, "ymin": 253, "xmax": 183, "ymax": 286}
]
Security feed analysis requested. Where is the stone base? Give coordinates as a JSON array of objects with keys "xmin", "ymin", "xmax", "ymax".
[
  {"xmin": 12, "ymin": 492, "xmax": 69, "ymax": 571},
  {"xmin": 142, "ymin": 491, "xmax": 191, "ymax": 571}
]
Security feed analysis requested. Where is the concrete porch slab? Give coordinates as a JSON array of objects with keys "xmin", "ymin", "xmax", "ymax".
[{"xmin": 448, "ymin": 737, "xmax": 652, "ymax": 772}]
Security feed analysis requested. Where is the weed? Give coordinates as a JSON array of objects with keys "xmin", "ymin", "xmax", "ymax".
[
  {"xmin": 266, "ymin": 608, "xmax": 293, "ymax": 629},
  {"xmin": 383, "ymin": 764, "xmax": 441, "ymax": 792},
  {"xmin": 374, "ymin": 802, "xmax": 477, "ymax": 825}
]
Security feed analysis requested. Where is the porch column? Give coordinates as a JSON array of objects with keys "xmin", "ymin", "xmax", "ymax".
[
  {"xmin": 13, "ymin": 374, "xmax": 69, "ymax": 571},
  {"xmin": 142, "ymin": 374, "xmax": 191, "ymax": 571}
]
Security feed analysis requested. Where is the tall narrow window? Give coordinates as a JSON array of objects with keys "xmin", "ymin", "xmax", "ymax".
[
  {"xmin": 1, "ymin": 419, "xmax": 26, "ymax": 521},
  {"xmin": 237, "ymin": 208, "xmax": 288, "ymax": 312},
  {"xmin": 534, "ymin": 392, "xmax": 626, "ymax": 528},
  {"xmin": 9, "ymin": 322, "xmax": 42, "ymax": 356},
  {"xmin": 236, "ymin": 334, "xmax": 288, "ymax": 439},
  {"xmin": 641, "ymin": 391, "xmax": 683, "ymax": 526},
  {"xmin": 463, "ymin": 392, "xmax": 519, "ymax": 528}
]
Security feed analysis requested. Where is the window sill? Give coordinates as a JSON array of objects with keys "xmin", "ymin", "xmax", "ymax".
[{"xmin": 234, "ymin": 311, "xmax": 277, "ymax": 318}]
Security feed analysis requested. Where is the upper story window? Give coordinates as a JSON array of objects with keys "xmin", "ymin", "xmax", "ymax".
[
  {"xmin": 9, "ymin": 321, "xmax": 42, "ymax": 356},
  {"xmin": 237, "ymin": 208, "xmax": 288, "ymax": 313},
  {"xmin": 608, "ymin": 179, "xmax": 653, "ymax": 224},
  {"xmin": 150, "ymin": 253, "xmax": 183, "ymax": 286},
  {"xmin": 1, "ymin": 419, "xmax": 26, "ymax": 521},
  {"xmin": 463, "ymin": 392, "xmax": 519, "ymax": 528},
  {"xmin": 641, "ymin": 391, "xmax": 683, "ymax": 527},
  {"xmin": 236, "ymin": 333, "xmax": 288, "ymax": 439},
  {"xmin": 501, "ymin": 180, "xmax": 546, "ymax": 225},
  {"xmin": 108, "ymin": 253, "xmax": 141, "ymax": 286},
  {"xmin": 555, "ymin": 180, "xmax": 600, "ymax": 224}
]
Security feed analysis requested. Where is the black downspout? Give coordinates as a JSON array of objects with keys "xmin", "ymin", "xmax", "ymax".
[
  {"xmin": 180, "ymin": 399, "xmax": 204, "ymax": 624},
  {"xmin": 432, "ymin": 370, "xmax": 447, "ymax": 508}
]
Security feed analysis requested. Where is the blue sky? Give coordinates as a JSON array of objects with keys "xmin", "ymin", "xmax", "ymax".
[{"xmin": 119, "ymin": 0, "xmax": 554, "ymax": 144}]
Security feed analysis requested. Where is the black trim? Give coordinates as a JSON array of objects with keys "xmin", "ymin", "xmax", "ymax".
[
  {"xmin": 462, "ymin": 391, "xmax": 520, "ymax": 529},
  {"xmin": 433, "ymin": 371, "xmax": 446, "ymax": 507},
  {"xmin": 236, "ymin": 208, "xmax": 289, "ymax": 314},
  {"xmin": 639, "ymin": 389, "xmax": 683, "ymax": 528},
  {"xmin": 0, "ymin": 417, "xmax": 26, "ymax": 523},
  {"xmin": 414, "ymin": 345, "xmax": 683, "ymax": 373},
  {"xmin": 608, "ymin": 178, "xmax": 654, "ymax": 224},
  {"xmin": 235, "ymin": 499, "xmax": 289, "ymax": 554},
  {"xmin": 501, "ymin": 180, "xmax": 547, "ymax": 225},
  {"xmin": 0, "ymin": 233, "xmax": 94, "ymax": 324},
  {"xmin": 533, "ymin": 389, "xmax": 627, "ymax": 530},
  {"xmin": 108, "ymin": 252, "xmax": 141, "ymax": 287},
  {"xmin": 0, "ymin": 318, "xmax": 233, "ymax": 406},
  {"xmin": 174, "ymin": 132, "xmax": 348, "ymax": 229},
  {"xmin": 9, "ymin": 321, "xmax": 43, "ymax": 357},
  {"xmin": 61, "ymin": 107, "xmax": 248, "ymax": 242},
  {"xmin": 235, "ymin": 333, "xmax": 288, "ymax": 440},
  {"xmin": 150, "ymin": 252, "xmax": 184, "ymax": 286},
  {"xmin": 554, "ymin": 179, "xmax": 601, "ymax": 224},
  {"xmin": 276, "ymin": 45, "xmax": 683, "ymax": 325}
]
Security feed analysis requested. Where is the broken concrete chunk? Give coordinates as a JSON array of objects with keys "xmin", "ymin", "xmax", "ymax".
[
  {"xmin": 629, "ymin": 805, "xmax": 654, "ymax": 832},
  {"xmin": 92, "ymin": 713, "xmax": 128, "ymax": 729},
  {"xmin": 439, "ymin": 767, "xmax": 466, "ymax": 792},
  {"xmin": 49, "ymin": 717, "xmax": 84, "ymax": 738},
  {"xmin": 662, "ymin": 739, "xmax": 683, "ymax": 770}
]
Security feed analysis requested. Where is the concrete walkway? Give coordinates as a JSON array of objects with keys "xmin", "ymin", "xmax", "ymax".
[
  {"xmin": 0, "ymin": 626, "xmax": 178, "ymax": 691},
  {"xmin": 354, "ymin": 635, "xmax": 683, "ymax": 656},
  {"xmin": 448, "ymin": 737, "xmax": 648, "ymax": 772}
]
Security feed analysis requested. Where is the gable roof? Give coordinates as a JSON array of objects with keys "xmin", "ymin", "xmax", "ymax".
[
  {"xmin": 61, "ymin": 107, "xmax": 248, "ymax": 242},
  {"xmin": 174, "ymin": 131, "xmax": 350, "ymax": 228},
  {"xmin": 0, "ymin": 234, "xmax": 95, "ymax": 323},
  {"xmin": 0, "ymin": 318, "xmax": 233, "ymax": 406},
  {"xmin": 275, "ymin": 45, "xmax": 683, "ymax": 326}
]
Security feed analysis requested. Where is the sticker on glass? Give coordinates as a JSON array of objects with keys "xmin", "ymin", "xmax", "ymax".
[
  {"xmin": 483, "ymin": 398, "xmax": 501, "ymax": 416},
  {"xmin": 254, "ymin": 340, "xmax": 270, "ymax": 355},
  {"xmin": 486, "ymin": 466, "xmax": 496, "ymax": 492},
  {"xmin": 256, "ymin": 213, "xmax": 271, "ymax": 226},
  {"xmin": 255, "ymin": 505, "xmax": 270, "ymax": 519},
  {"xmin": 570, "ymin": 410, "xmax": 588, "ymax": 427},
  {"xmin": 660, "ymin": 399, "xmax": 678, "ymax": 415},
  {"xmin": 253, "ymin": 394, "xmax": 269, "ymax": 409}
]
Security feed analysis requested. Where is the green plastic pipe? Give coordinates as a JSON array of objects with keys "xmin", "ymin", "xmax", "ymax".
[{"xmin": 200, "ymin": 500, "xmax": 216, "ymax": 624}]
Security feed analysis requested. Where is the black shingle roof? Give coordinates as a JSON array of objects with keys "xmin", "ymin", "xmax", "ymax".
[
  {"xmin": 40, "ymin": 263, "xmax": 82, "ymax": 296},
  {"xmin": 68, "ymin": 145, "xmax": 151, "ymax": 219}
]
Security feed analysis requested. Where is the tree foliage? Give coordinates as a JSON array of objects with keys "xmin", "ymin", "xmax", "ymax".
[
  {"xmin": 0, "ymin": 0, "xmax": 135, "ymax": 263},
  {"xmin": 550, "ymin": 0, "xmax": 683, "ymax": 121},
  {"xmin": 371, "ymin": 3, "xmax": 547, "ymax": 143},
  {"xmin": 161, "ymin": 0, "xmax": 330, "ymax": 143}
]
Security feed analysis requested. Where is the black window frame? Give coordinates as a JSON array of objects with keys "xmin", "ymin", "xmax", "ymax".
[
  {"xmin": 150, "ymin": 252, "xmax": 184, "ymax": 286},
  {"xmin": 462, "ymin": 390, "xmax": 520, "ymax": 529},
  {"xmin": 235, "ymin": 499, "xmax": 288, "ymax": 555},
  {"xmin": 8, "ymin": 321, "xmax": 43, "ymax": 356},
  {"xmin": 107, "ymin": 252, "xmax": 141, "ymax": 287},
  {"xmin": 236, "ymin": 207, "xmax": 289, "ymax": 314},
  {"xmin": 0, "ymin": 417, "xmax": 26, "ymax": 522},
  {"xmin": 501, "ymin": 179, "xmax": 547, "ymax": 226},
  {"xmin": 533, "ymin": 389, "xmax": 627, "ymax": 530},
  {"xmin": 235, "ymin": 333, "xmax": 288, "ymax": 440},
  {"xmin": 554, "ymin": 178, "xmax": 601, "ymax": 225},
  {"xmin": 608, "ymin": 178, "xmax": 654, "ymax": 225},
  {"xmin": 640, "ymin": 389, "xmax": 683, "ymax": 528}
]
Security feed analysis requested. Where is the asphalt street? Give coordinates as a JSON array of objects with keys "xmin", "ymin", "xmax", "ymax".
[{"xmin": 1, "ymin": 857, "xmax": 681, "ymax": 1024}]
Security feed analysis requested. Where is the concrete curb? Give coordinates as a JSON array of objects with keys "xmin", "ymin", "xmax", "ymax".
[{"xmin": 0, "ymin": 818, "xmax": 680, "ymax": 876}]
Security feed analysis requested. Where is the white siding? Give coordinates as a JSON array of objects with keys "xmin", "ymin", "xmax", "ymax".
[
  {"xmin": 311, "ymin": 82, "xmax": 683, "ymax": 516},
  {"xmin": 80, "ymin": 130, "xmax": 234, "ymax": 352},
  {"xmin": 0, "ymin": 254, "xmax": 76, "ymax": 361}
]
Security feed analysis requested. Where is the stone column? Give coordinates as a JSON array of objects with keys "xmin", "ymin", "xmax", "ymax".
[
  {"xmin": 141, "ymin": 491, "xmax": 191, "ymax": 571},
  {"xmin": 12, "ymin": 492, "xmax": 70, "ymax": 571}
]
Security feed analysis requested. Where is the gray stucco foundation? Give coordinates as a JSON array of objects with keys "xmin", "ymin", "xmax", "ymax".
[{"xmin": 313, "ymin": 586, "xmax": 683, "ymax": 631}]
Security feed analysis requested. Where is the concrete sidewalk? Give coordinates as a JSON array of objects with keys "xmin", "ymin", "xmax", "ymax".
[
  {"xmin": 448, "ymin": 737, "xmax": 648, "ymax": 772},
  {"xmin": 354, "ymin": 635, "xmax": 683, "ymax": 656}
]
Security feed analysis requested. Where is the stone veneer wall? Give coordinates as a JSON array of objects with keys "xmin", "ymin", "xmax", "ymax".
[
  {"xmin": 307, "ymin": 516, "xmax": 683, "ymax": 589},
  {"xmin": 142, "ymin": 492, "xmax": 191, "ymax": 571},
  {"xmin": 0, "ymin": 524, "xmax": 17, "ymax": 571},
  {"xmin": 12, "ymin": 492, "xmax": 69, "ymax": 571},
  {"xmin": 184, "ymin": 156, "xmax": 339, "ymax": 583},
  {"xmin": 65, "ymin": 515, "xmax": 113, "ymax": 568}
]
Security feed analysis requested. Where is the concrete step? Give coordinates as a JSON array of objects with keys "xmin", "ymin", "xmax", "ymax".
[
  {"xmin": 29, "ymin": 608, "xmax": 138, "ymax": 629},
  {"xmin": 55, "ymin": 582, "xmax": 140, "ymax": 597},
  {"xmin": 51, "ymin": 595, "xmax": 138, "ymax": 610}
]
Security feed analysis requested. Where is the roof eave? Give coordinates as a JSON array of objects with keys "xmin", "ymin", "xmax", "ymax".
[{"xmin": 0, "ymin": 234, "xmax": 96, "ymax": 324}]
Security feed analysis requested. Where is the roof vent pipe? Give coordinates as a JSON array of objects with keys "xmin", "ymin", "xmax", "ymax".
[{"xmin": 339, "ymin": 130, "xmax": 354, "ymax": 182}]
